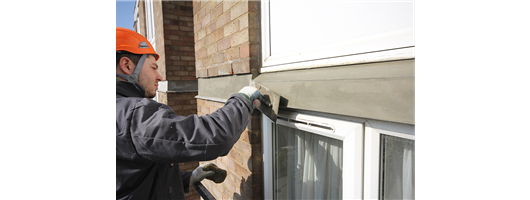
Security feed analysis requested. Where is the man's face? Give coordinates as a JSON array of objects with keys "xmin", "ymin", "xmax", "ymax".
[{"xmin": 137, "ymin": 55, "xmax": 162, "ymax": 98}]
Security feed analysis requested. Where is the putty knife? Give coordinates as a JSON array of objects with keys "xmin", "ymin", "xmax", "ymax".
[{"xmin": 250, "ymin": 80, "xmax": 280, "ymax": 122}]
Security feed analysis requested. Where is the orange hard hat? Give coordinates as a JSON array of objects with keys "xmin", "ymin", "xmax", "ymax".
[{"xmin": 116, "ymin": 27, "xmax": 159, "ymax": 60}]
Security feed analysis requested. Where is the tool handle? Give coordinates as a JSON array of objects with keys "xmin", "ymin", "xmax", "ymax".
[
  {"xmin": 261, "ymin": 97, "xmax": 273, "ymax": 107},
  {"xmin": 193, "ymin": 182, "xmax": 216, "ymax": 200}
]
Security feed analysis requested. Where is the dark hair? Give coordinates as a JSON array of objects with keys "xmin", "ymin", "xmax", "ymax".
[{"xmin": 116, "ymin": 51, "xmax": 142, "ymax": 68}]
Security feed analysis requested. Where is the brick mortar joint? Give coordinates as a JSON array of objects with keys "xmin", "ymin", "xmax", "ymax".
[{"xmin": 203, "ymin": 56, "xmax": 254, "ymax": 68}]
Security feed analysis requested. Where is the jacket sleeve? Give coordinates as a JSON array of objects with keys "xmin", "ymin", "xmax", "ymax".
[{"xmin": 129, "ymin": 94, "xmax": 253, "ymax": 164}]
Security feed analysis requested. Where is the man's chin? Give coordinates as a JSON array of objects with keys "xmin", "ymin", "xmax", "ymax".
[{"xmin": 145, "ymin": 92, "xmax": 156, "ymax": 99}]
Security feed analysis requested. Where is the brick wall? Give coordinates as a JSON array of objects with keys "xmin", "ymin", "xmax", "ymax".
[
  {"xmin": 162, "ymin": 1, "xmax": 197, "ymax": 82},
  {"xmin": 197, "ymin": 99, "xmax": 263, "ymax": 200},
  {"xmin": 194, "ymin": 1, "xmax": 263, "ymax": 199},
  {"xmin": 193, "ymin": 0, "xmax": 260, "ymax": 78}
]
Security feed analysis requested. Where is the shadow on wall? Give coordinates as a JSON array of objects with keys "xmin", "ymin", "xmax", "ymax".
[
  {"xmin": 232, "ymin": 128, "xmax": 263, "ymax": 199},
  {"xmin": 232, "ymin": 160, "xmax": 262, "ymax": 199}
]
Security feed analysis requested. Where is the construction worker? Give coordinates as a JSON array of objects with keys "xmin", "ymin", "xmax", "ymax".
[{"xmin": 116, "ymin": 27, "xmax": 261, "ymax": 200}]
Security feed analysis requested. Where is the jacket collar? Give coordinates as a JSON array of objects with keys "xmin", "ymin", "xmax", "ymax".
[{"xmin": 116, "ymin": 80, "xmax": 146, "ymax": 98}]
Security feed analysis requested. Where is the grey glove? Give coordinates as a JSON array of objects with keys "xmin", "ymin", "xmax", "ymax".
[
  {"xmin": 238, "ymin": 86, "xmax": 262, "ymax": 108},
  {"xmin": 190, "ymin": 163, "xmax": 227, "ymax": 188},
  {"xmin": 238, "ymin": 86, "xmax": 261, "ymax": 102}
]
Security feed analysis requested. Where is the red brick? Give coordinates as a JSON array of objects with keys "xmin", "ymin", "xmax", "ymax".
[
  {"xmin": 212, "ymin": 3, "xmax": 223, "ymax": 19},
  {"xmin": 226, "ymin": 47, "xmax": 240, "ymax": 61},
  {"xmin": 212, "ymin": 52, "xmax": 225, "ymax": 64},
  {"xmin": 221, "ymin": 156, "xmax": 235, "ymax": 170},
  {"xmin": 224, "ymin": 20, "xmax": 239, "ymax": 36},
  {"xmin": 166, "ymin": 24, "xmax": 179, "ymax": 30},
  {"xmin": 201, "ymin": 13, "xmax": 211, "ymax": 28},
  {"xmin": 217, "ymin": 63, "xmax": 233, "ymax": 76},
  {"xmin": 229, "ymin": 149, "xmax": 242, "ymax": 165},
  {"xmin": 240, "ymin": 130, "xmax": 249, "ymax": 144},
  {"xmin": 231, "ymin": 28, "xmax": 248, "ymax": 46},
  {"xmin": 212, "ymin": 28, "xmax": 224, "ymax": 42},
  {"xmin": 204, "ymin": 1, "xmax": 216, "ymax": 13},
  {"xmin": 216, "ymin": 12, "xmax": 231, "ymax": 28},
  {"xmin": 196, "ymin": 68, "xmax": 208, "ymax": 77},
  {"xmin": 207, "ymin": 43, "xmax": 218, "ymax": 56},
  {"xmin": 214, "ymin": 102, "xmax": 225, "ymax": 108},
  {"xmin": 231, "ymin": 1, "xmax": 248, "ymax": 20},
  {"xmin": 209, "ymin": 106, "xmax": 217, "ymax": 114},
  {"xmin": 234, "ymin": 162, "xmax": 251, "ymax": 182},
  {"xmin": 181, "ymin": 56, "xmax": 195, "ymax": 61},
  {"xmin": 166, "ymin": 75, "xmax": 179, "ymax": 80},
  {"xmin": 217, "ymin": 37, "xmax": 231, "ymax": 51},
  {"xmin": 172, "ymin": 40, "xmax": 188, "ymax": 46},
  {"xmin": 202, "ymin": 57, "xmax": 212, "ymax": 68},
  {"xmin": 200, "ymin": 105, "xmax": 210, "ymax": 114},
  {"xmin": 222, "ymin": 180, "xmax": 236, "ymax": 196},
  {"xmin": 206, "ymin": 22, "xmax": 216, "ymax": 35},
  {"xmin": 239, "ymin": 43, "xmax": 250, "ymax": 58},
  {"xmin": 196, "ymin": 98, "xmax": 204, "ymax": 105},
  {"xmin": 207, "ymin": 65, "xmax": 219, "ymax": 77},
  {"xmin": 182, "ymin": 76, "xmax": 197, "ymax": 80},
  {"xmin": 197, "ymin": 48, "xmax": 207, "ymax": 60},
  {"xmin": 223, "ymin": 0, "xmax": 237, "ymax": 12},
  {"xmin": 232, "ymin": 59, "xmax": 250, "ymax": 74}
]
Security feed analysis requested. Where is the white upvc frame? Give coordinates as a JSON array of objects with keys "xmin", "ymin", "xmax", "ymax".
[
  {"xmin": 260, "ymin": 0, "xmax": 415, "ymax": 73},
  {"xmin": 263, "ymin": 111, "xmax": 415, "ymax": 199},
  {"xmin": 145, "ymin": 0, "xmax": 156, "ymax": 49},
  {"xmin": 262, "ymin": 111, "xmax": 364, "ymax": 199},
  {"xmin": 262, "ymin": 115, "xmax": 274, "ymax": 200},
  {"xmin": 363, "ymin": 119, "xmax": 415, "ymax": 200},
  {"xmin": 134, "ymin": 0, "xmax": 141, "ymax": 33}
]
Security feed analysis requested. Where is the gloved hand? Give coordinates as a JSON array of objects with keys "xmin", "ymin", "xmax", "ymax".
[
  {"xmin": 190, "ymin": 163, "xmax": 227, "ymax": 188},
  {"xmin": 238, "ymin": 86, "xmax": 262, "ymax": 108}
]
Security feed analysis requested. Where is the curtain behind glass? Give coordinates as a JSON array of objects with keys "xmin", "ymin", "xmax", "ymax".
[
  {"xmin": 275, "ymin": 125, "xmax": 343, "ymax": 200},
  {"xmin": 380, "ymin": 135, "xmax": 415, "ymax": 200}
]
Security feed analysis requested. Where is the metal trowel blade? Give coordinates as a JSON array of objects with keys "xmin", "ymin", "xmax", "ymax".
[{"xmin": 250, "ymin": 81, "xmax": 280, "ymax": 122}]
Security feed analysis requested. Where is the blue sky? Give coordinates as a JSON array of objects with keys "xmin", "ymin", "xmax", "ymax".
[{"xmin": 116, "ymin": 1, "xmax": 136, "ymax": 30}]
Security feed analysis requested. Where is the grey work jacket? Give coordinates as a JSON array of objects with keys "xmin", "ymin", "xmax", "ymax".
[{"xmin": 116, "ymin": 80, "xmax": 253, "ymax": 200}]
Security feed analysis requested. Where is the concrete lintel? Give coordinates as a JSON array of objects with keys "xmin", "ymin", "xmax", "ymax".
[
  {"xmin": 254, "ymin": 59, "xmax": 415, "ymax": 124},
  {"xmin": 157, "ymin": 80, "xmax": 198, "ymax": 93}
]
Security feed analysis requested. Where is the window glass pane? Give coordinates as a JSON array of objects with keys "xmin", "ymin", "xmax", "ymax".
[
  {"xmin": 274, "ymin": 124, "xmax": 343, "ymax": 199},
  {"xmin": 380, "ymin": 135, "xmax": 415, "ymax": 200}
]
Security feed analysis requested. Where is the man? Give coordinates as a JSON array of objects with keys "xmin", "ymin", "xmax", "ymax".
[{"xmin": 116, "ymin": 27, "xmax": 261, "ymax": 200}]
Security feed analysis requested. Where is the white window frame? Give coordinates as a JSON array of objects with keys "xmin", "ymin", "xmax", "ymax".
[
  {"xmin": 262, "ymin": 110, "xmax": 364, "ymax": 199},
  {"xmin": 145, "ymin": 0, "xmax": 156, "ymax": 49},
  {"xmin": 134, "ymin": 0, "xmax": 141, "ymax": 34},
  {"xmin": 260, "ymin": 0, "xmax": 415, "ymax": 73},
  {"xmin": 363, "ymin": 119, "xmax": 415, "ymax": 199},
  {"xmin": 263, "ymin": 111, "xmax": 415, "ymax": 199}
]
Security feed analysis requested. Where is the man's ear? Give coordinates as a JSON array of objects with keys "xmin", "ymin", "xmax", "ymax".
[{"xmin": 119, "ymin": 57, "xmax": 135, "ymax": 75}]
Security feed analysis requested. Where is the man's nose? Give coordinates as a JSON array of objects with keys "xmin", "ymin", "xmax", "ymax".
[{"xmin": 156, "ymin": 72, "xmax": 163, "ymax": 81}]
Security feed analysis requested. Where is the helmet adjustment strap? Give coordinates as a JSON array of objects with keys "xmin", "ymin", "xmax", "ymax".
[{"xmin": 116, "ymin": 54, "xmax": 148, "ymax": 84}]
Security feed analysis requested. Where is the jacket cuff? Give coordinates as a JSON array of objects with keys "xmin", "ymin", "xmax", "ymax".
[{"xmin": 230, "ymin": 93, "xmax": 253, "ymax": 111}]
